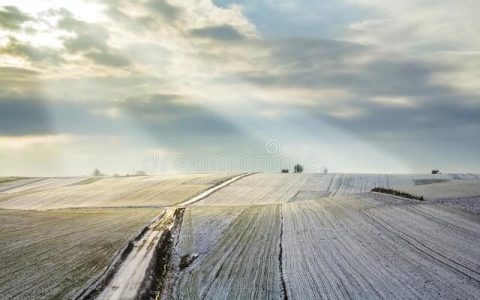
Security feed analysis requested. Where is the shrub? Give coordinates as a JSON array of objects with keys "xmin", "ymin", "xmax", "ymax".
[
  {"xmin": 294, "ymin": 164, "xmax": 304, "ymax": 173},
  {"xmin": 371, "ymin": 187, "xmax": 424, "ymax": 201}
]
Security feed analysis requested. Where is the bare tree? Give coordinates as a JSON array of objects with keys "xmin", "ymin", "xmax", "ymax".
[
  {"xmin": 294, "ymin": 164, "xmax": 304, "ymax": 173},
  {"xmin": 92, "ymin": 169, "xmax": 104, "ymax": 176}
]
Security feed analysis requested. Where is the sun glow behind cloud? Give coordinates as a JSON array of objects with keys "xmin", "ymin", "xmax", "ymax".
[{"xmin": 0, "ymin": 0, "xmax": 479, "ymax": 175}]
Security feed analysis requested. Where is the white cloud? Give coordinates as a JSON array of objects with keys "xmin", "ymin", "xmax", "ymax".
[
  {"xmin": 371, "ymin": 96, "xmax": 417, "ymax": 107},
  {"xmin": 346, "ymin": 1, "xmax": 480, "ymax": 51},
  {"xmin": 327, "ymin": 105, "xmax": 366, "ymax": 119},
  {"xmin": 0, "ymin": 134, "xmax": 71, "ymax": 149},
  {"xmin": 0, "ymin": 0, "xmax": 479, "ymax": 174}
]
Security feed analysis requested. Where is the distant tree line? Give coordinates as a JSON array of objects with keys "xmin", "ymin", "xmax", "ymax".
[{"xmin": 281, "ymin": 164, "xmax": 304, "ymax": 174}]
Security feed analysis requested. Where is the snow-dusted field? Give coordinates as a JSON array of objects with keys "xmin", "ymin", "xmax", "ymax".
[
  {"xmin": 0, "ymin": 208, "xmax": 160, "ymax": 299},
  {"xmin": 403, "ymin": 178, "xmax": 480, "ymax": 199},
  {"xmin": 283, "ymin": 198, "xmax": 480, "ymax": 299},
  {"xmin": 0, "ymin": 173, "xmax": 479, "ymax": 299},
  {"xmin": 0, "ymin": 174, "xmax": 234, "ymax": 299},
  {"xmin": 0, "ymin": 177, "xmax": 45, "ymax": 192},
  {"xmin": 0, "ymin": 174, "xmax": 232, "ymax": 210},
  {"xmin": 173, "ymin": 205, "xmax": 283, "ymax": 299},
  {"xmin": 0, "ymin": 177, "xmax": 87, "ymax": 194},
  {"xmin": 192, "ymin": 173, "xmax": 310, "ymax": 206},
  {"xmin": 167, "ymin": 173, "xmax": 480, "ymax": 299}
]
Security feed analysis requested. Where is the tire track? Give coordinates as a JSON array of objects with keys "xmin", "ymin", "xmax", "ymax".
[
  {"xmin": 361, "ymin": 209, "xmax": 480, "ymax": 283},
  {"xmin": 279, "ymin": 206, "xmax": 288, "ymax": 300},
  {"xmin": 173, "ymin": 206, "xmax": 282, "ymax": 299}
]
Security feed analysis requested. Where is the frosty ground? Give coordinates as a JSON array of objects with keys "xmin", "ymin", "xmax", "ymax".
[{"xmin": 0, "ymin": 173, "xmax": 479, "ymax": 299}]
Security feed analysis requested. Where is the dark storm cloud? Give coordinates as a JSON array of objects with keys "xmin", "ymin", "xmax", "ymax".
[
  {"xmin": 270, "ymin": 38, "xmax": 367, "ymax": 67},
  {"xmin": 314, "ymin": 96, "xmax": 480, "ymax": 134},
  {"xmin": 0, "ymin": 6, "xmax": 30, "ymax": 30},
  {"xmin": 0, "ymin": 95, "xmax": 122, "ymax": 137},
  {"xmin": 0, "ymin": 94, "xmax": 125, "ymax": 136},
  {"xmin": 0, "ymin": 93, "xmax": 259, "ymax": 156},
  {"xmin": 0, "ymin": 98, "xmax": 51, "ymax": 135},
  {"xmin": 229, "ymin": 36, "xmax": 480, "ymax": 162},
  {"xmin": 243, "ymin": 38, "xmax": 448, "ymax": 97},
  {"xmin": 119, "ymin": 94, "xmax": 242, "ymax": 135},
  {"xmin": 118, "ymin": 94, "xmax": 259, "ymax": 153},
  {"xmin": 189, "ymin": 25, "xmax": 246, "ymax": 41},
  {"xmin": 354, "ymin": 59, "xmax": 449, "ymax": 97}
]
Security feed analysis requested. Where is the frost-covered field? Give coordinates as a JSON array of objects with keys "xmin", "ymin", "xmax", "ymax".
[
  {"xmin": 0, "ymin": 173, "xmax": 479, "ymax": 299},
  {"xmin": 0, "ymin": 174, "xmax": 233, "ymax": 299},
  {"xmin": 0, "ymin": 208, "xmax": 160, "ymax": 299},
  {"xmin": 0, "ymin": 177, "xmax": 46, "ymax": 193},
  {"xmin": 193, "ymin": 173, "xmax": 311, "ymax": 206},
  {"xmin": 0, "ymin": 177, "xmax": 87, "ymax": 194},
  {"xmin": 0, "ymin": 174, "xmax": 231, "ymax": 210},
  {"xmin": 167, "ymin": 173, "xmax": 480, "ymax": 299},
  {"xmin": 403, "ymin": 179, "xmax": 480, "ymax": 199},
  {"xmin": 174, "ymin": 205, "xmax": 283, "ymax": 299}
]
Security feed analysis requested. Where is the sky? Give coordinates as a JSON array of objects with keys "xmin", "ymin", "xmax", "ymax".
[{"xmin": 0, "ymin": 0, "xmax": 479, "ymax": 176}]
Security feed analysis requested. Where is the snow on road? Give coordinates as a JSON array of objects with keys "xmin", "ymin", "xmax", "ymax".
[
  {"xmin": 93, "ymin": 174, "xmax": 250, "ymax": 299},
  {"xmin": 179, "ymin": 173, "xmax": 252, "ymax": 206},
  {"xmin": 96, "ymin": 209, "xmax": 176, "ymax": 300}
]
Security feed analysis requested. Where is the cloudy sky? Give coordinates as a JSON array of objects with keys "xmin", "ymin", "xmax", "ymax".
[{"xmin": 0, "ymin": 0, "xmax": 479, "ymax": 176}]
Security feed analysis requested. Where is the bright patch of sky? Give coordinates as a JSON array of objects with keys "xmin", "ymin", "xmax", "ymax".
[{"xmin": 213, "ymin": 0, "xmax": 375, "ymax": 38}]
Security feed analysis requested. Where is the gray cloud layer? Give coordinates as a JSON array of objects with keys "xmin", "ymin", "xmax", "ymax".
[
  {"xmin": 190, "ymin": 25, "xmax": 246, "ymax": 41},
  {"xmin": 0, "ymin": 37, "xmax": 62, "ymax": 63},
  {"xmin": 0, "ymin": 1, "xmax": 479, "ymax": 174},
  {"xmin": 0, "ymin": 6, "xmax": 30, "ymax": 30},
  {"xmin": 240, "ymin": 37, "xmax": 480, "ymax": 132},
  {"xmin": 58, "ymin": 9, "xmax": 130, "ymax": 67}
]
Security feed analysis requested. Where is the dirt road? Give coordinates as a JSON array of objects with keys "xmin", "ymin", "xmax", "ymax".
[
  {"xmin": 96, "ymin": 209, "xmax": 177, "ymax": 300},
  {"xmin": 91, "ymin": 173, "xmax": 251, "ymax": 299}
]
